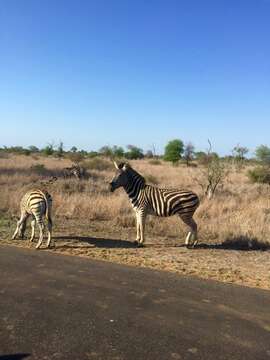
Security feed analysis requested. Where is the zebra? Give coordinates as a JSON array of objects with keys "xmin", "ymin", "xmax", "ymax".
[
  {"xmin": 12, "ymin": 188, "xmax": 53, "ymax": 249},
  {"xmin": 63, "ymin": 163, "xmax": 85, "ymax": 180},
  {"xmin": 109, "ymin": 162, "xmax": 200, "ymax": 247}
]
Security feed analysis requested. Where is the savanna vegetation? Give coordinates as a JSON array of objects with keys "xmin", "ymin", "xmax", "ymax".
[{"xmin": 0, "ymin": 141, "xmax": 270, "ymax": 290}]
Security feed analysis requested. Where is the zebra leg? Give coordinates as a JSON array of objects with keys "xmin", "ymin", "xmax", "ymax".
[
  {"xmin": 35, "ymin": 221, "xmax": 45, "ymax": 249},
  {"xmin": 135, "ymin": 212, "xmax": 141, "ymax": 243},
  {"xmin": 179, "ymin": 215, "xmax": 198, "ymax": 248},
  {"xmin": 138, "ymin": 211, "xmax": 146, "ymax": 247},
  {"xmin": 12, "ymin": 212, "xmax": 28, "ymax": 240},
  {"xmin": 134, "ymin": 211, "xmax": 146, "ymax": 247},
  {"xmin": 46, "ymin": 217, "xmax": 53, "ymax": 248},
  {"xmin": 29, "ymin": 218, "xmax": 36, "ymax": 243}
]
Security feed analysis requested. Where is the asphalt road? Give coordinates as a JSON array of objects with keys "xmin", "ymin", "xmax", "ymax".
[{"xmin": 0, "ymin": 245, "xmax": 270, "ymax": 360}]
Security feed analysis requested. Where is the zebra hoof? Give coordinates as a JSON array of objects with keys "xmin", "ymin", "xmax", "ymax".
[
  {"xmin": 186, "ymin": 244, "xmax": 196, "ymax": 249},
  {"xmin": 137, "ymin": 243, "xmax": 144, "ymax": 248}
]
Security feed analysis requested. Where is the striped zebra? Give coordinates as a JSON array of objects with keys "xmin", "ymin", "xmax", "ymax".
[
  {"xmin": 63, "ymin": 163, "xmax": 85, "ymax": 180},
  {"xmin": 109, "ymin": 162, "xmax": 200, "ymax": 247},
  {"xmin": 12, "ymin": 189, "xmax": 53, "ymax": 249}
]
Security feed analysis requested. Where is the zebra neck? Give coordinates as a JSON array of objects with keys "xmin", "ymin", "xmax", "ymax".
[{"xmin": 124, "ymin": 174, "xmax": 145, "ymax": 202}]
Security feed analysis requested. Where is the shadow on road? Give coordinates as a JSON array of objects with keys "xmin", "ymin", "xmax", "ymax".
[
  {"xmin": 54, "ymin": 235, "xmax": 137, "ymax": 249},
  {"xmin": 0, "ymin": 354, "xmax": 31, "ymax": 360},
  {"xmin": 52, "ymin": 235, "xmax": 270, "ymax": 251},
  {"xmin": 196, "ymin": 236, "xmax": 270, "ymax": 251}
]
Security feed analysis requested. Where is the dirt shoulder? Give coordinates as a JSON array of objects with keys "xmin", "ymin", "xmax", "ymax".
[{"xmin": 1, "ymin": 219, "xmax": 270, "ymax": 291}]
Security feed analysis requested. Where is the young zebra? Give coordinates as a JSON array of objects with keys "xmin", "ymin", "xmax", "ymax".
[
  {"xmin": 12, "ymin": 189, "xmax": 53, "ymax": 249},
  {"xmin": 63, "ymin": 163, "xmax": 85, "ymax": 180},
  {"xmin": 109, "ymin": 162, "xmax": 200, "ymax": 247}
]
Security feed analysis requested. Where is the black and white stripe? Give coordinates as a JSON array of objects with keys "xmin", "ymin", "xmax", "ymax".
[
  {"xmin": 12, "ymin": 189, "xmax": 53, "ymax": 249},
  {"xmin": 110, "ymin": 162, "xmax": 200, "ymax": 247},
  {"xmin": 63, "ymin": 163, "xmax": 85, "ymax": 180}
]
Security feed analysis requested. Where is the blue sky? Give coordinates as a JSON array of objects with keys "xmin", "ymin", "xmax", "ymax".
[{"xmin": 0, "ymin": 0, "xmax": 269, "ymax": 155}]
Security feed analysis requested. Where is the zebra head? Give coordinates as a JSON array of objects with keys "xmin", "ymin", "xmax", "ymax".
[{"xmin": 109, "ymin": 162, "xmax": 130, "ymax": 192}]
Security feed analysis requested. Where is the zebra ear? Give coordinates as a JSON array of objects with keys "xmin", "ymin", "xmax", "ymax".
[
  {"xmin": 113, "ymin": 161, "xmax": 119, "ymax": 170},
  {"xmin": 122, "ymin": 163, "xmax": 130, "ymax": 171}
]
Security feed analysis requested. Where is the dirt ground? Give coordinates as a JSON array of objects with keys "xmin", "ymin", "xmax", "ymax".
[{"xmin": 1, "ymin": 218, "xmax": 270, "ymax": 291}]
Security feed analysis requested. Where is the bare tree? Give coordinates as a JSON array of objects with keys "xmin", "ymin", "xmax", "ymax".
[
  {"xmin": 193, "ymin": 140, "xmax": 230, "ymax": 199},
  {"xmin": 232, "ymin": 144, "xmax": 249, "ymax": 169},
  {"xmin": 183, "ymin": 142, "xmax": 195, "ymax": 166},
  {"xmin": 151, "ymin": 143, "xmax": 157, "ymax": 158}
]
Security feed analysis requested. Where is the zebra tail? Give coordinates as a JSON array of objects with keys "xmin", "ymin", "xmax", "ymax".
[{"xmin": 42, "ymin": 192, "xmax": 50, "ymax": 220}]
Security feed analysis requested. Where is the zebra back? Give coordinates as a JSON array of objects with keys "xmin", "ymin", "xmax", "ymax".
[
  {"xmin": 21, "ymin": 189, "xmax": 52, "ymax": 220},
  {"xmin": 115, "ymin": 163, "xmax": 199, "ymax": 217}
]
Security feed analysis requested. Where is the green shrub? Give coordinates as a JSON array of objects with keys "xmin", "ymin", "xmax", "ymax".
[
  {"xmin": 247, "ymin": 166, "xmax": 270, "ymax": 184},
  {"xmin": 41, "ymin": 145, "xmax": 54, "ymax": 156},
  {"xmin": 125, "ymin": 145, "xmax": 144, "ymax": 159},
  {"xmin": 255, "ymin": 145, "xmax": 270, "ymax": 165},
  {"xmin": 88, "ymin": 151, "xmax": 99, "ymax": 158}
]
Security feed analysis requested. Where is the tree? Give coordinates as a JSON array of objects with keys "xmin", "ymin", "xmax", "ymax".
[
  {"xmin": 78, "ymin": 149, "xmax": 88, "ymax": 156},
  {"xmin": 232, "ymin": 144, "xmax": 248, "ymax": 168},
  {"xmin": 112, "ymin": 145, "xmax": 125, "ymax": 158},
  {"xmin": 183, "ymin": 142, "xmax": 195, "ymax": 166},
  {"xmin": 195, "ymin": 151, "xmax": 208, "ymax": 164},
  {"xmin": 42, "ymin": 142, "xmax": 54, "ymax": 156},
  {"xmin": 70, "ymin": 146, "xmax": 77, "ymax": 153},
  {"xmin": 56, "ymin": 141, "xmax": 64, "ymax": 158},
  {"xmin": 145, "ymin": 150, "xmax": 154, "ymax": 158},
  {"xmin": 99, "ymin": 146, "xmax": 113, "ymax": 157},
  {"xmin": 203, "ymin": 157, "xmax": 228, "ymax": 199},
  {"xmin": 232, "ymin": 144, "xmax": 249, "ymax": 161},
  {"xmin": 28, "ymin": 145, "xmax": 39, "ymax": 153},
  {"xmin": 163, "ymin": 139, "xmax": 184, "ymax": 164},
  {"xmin": 255, "ymin": 145, "xmax": 270, "ymax": 165},
  {"xmin": 125, "ymin": 145, "xmax": 144, "ymax": 159},
  {"xmin": 193, "ymin": 140, "xmax": 230, "ymax": 199}
]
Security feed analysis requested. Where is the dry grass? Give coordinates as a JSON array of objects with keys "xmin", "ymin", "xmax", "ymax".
[
  {"xmin": 1, "ymin": 154, "xmax": 270, "ymax": 290},
  {"xmin": 1, "ymin": 154, "xmax": 270, "ymax": 244}
]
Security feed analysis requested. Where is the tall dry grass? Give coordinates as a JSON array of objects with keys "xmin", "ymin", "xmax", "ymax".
[{"xmin": 1, "ymin": 154, "xmax": 270, "ymax": 245}]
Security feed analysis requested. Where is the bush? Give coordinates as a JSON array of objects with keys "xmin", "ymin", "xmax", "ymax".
[
  {"xmin": 42, "ymin": 145, "xmax": 54, "ymax": 156},
  {"xmin": 67, "ymin": 152, "xmax": 85, "ymax": 163},
  {"xmin": 148, "ymin": 159, "xmax": 161, "ymax": 165},
  {"xmin": 248, "ymin": 166, "xmax": 270, "ymax": 184},
  {"xmin": 255, "ymin": 145, "xmax": 270, "ymax": 165},
  {"xmin": 60, "ymin": 181, "xmax": 86, "ymax": 194},
  {"xmin": 0, "ymin": 151, "xmax": 9, "ymax": 159},
  {"xmin": 82, "ymin": 158, "xmax": 113, "ymax": 171},
  {"xmin": 30, "ymin": 164, "xmax": 48, "ymax": 175},
  {"xmin": 88, "ymin": 151, "xmax": 99, "ymax": 158},
  {"xmin": 125, "ymin": 145, "xmax": 144, "ymax": 160}
]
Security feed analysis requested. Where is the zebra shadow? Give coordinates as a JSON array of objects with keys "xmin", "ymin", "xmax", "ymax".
[
  {"xmin": 0, "ymin": 354, "xmax": 31, "ymax": 360},
  {"xmin": 54, "ymin": 236, "xmax": 137, "ymax": 249},
  {"xmin": 195, "ymin": 236, "xmax": 270, "ymax": 251}
]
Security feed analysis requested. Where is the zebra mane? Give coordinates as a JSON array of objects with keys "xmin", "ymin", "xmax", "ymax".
[{"xmin": 122, "ymin": 163, "xmax": 146, "ymax": 187}]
